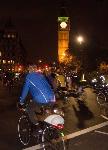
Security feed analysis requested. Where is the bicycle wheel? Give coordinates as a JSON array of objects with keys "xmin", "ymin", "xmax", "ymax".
[
  {"xmin": 97, "ymin": 92, "xmax": 107, "ymax": 105},
  {"xmin": 17, "ymin": 115, "xmax": 31, "ymax": 145},
  {"xmin": 41, "ymin": 126, "xmax": 66, "ymax": 150},
  {"xmin": 101, "ymin": 104, "xmax": 108, "ymax": 117},
  {"xmin": 104, "ymin": 105, "xmax": 108, "ymax": 117}
]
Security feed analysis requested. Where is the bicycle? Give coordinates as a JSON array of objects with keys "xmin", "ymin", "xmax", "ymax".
[
  {"xmin": 17, "ymin": 102, "xmax": 67, "ymax": 150},
  {"xmin": 96, "ymin": 88, "xmax": 108, "ymax": 117},
  {"xmin": 96, "ymin": 91, "xmax": 107, "ymax": 105},
  {"xmin": 55, "ymin": 87, "xmax": 69, "ymax": 103}
]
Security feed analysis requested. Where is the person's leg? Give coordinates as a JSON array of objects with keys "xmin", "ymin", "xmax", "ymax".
[{"xmin": 27, "ymin": 100, "xmax": 41, "ymax": 124}]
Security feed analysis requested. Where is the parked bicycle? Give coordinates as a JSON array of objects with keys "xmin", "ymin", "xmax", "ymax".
[
  {"xmin": 17, "ymin": 102, "xmax": 67, "ymax": 150},
  {"xmin": 96, "ymin": 87, "xmax": 108, "ymax": 105},
  {"xmin": 96, "ymin": 87, "xmax": 108, "ymax": 117}
]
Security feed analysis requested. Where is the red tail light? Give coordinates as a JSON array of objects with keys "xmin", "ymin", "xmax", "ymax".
[{"xmin": 53, "ymin": 124, "xmax": 64, "ymax": 129}]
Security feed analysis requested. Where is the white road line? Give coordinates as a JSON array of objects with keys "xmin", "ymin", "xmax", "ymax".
[
  {"xmin": 64, "ymin": 121, "xmax": 108, "ymax": 140},
  {"xmin": 22, "ymin": 121, "xmax": 108, "ymax": 150},
  {"xmin": 101, "ymin": 114, "xmax": 108, "ymax": 120},
  {"xmin": 22, "ymin": 143, "xmax": 43, "ymax": 150},
  {"xmin": 95, "ymin": 130, "xmax": 108, "ymax": 135}
]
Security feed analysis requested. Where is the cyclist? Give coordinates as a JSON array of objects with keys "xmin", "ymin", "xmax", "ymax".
[
  {"xmin": 18, "ymin": 65, "xmax": 56, "ymax": 124},
  {"xmin": 45, "ymin": 71, "xmax": 58, "ymax": 91},
  {"xmin": 56, "ymin": 69, "xmax": 67, "ymax": 90}
]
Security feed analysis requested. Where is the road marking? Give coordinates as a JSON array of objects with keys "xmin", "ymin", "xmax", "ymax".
[
  {"xmin": 101, "ymin": 114, "xmax": 108, "ymax": 120},
  {"xmin": 95, "ymin": 130, "xmax": 108, "ymax": 135},
  {"xmin": 64, "ymin": 121, "xmax": 108, "ymax": 140},
  {"xmin": 22, "ymin": 143, "xmax": 43, "ymax": 150},
  {"xmin": 22, "ymin": 121, "xmax": 108, "ymax": 150}
]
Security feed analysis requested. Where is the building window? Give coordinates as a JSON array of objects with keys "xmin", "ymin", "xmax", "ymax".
[
  {"xmin": 8, "ymin": 60, "xmax": 10, "ymax": 64},
  {"xmin": 8, "ymin": 34, "xmax": 11, "ymax": 38},
  {"xmin": 3, "ymin": 60, "xmax": 6, "ymax": 64},
  {"xmin": 12, "ymin": 34, "xmax": 15, "ymax": 38}
]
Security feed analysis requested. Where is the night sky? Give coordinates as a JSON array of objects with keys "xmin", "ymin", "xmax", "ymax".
[{"xmin": 0, "ymin": 0, "xmax": 108, "ymax": 63}]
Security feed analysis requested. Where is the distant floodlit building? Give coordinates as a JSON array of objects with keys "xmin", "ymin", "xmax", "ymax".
[
  {"xmin": 58, "ymin": 6, "xmax": 70, "ymax": 63},
  {"xmin": 0, "ymin": 19, "xmax": 26, "ymax": 72}
]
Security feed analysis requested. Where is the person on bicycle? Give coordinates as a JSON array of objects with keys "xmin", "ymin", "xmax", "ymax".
[
  {"xmin": 56, "ymin": 69, "xmax": 67, "ymax": 91},
  {"xmin": 18, "ymin": 64, "xmax": 56, "ymax": 124},
  {"xmin": 44, "ymin": 69, "xmax": 58, "ymax": 92}
]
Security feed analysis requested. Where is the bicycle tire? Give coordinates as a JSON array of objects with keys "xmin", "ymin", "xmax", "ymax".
[
  {"xmin": 104, "ymin": 105, "xmax": 108, "ymax": 117},
  {"xmin": 96, "ymin": 92, "xmax": 107, "ymax": 105},
  {"xmin": 17, "ymin": 115, "xmax": 31, "ymax": 146},
  {"xmin": 101, "ymin": 104, "xmax": 108, "ymax": 117},
  {"xmin": 41, "ymin": 126, "xmax": 66, "ymax": 150}
]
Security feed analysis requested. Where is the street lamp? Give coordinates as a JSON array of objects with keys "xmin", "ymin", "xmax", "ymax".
[
  {"xmin": 38, "ymin": 59, "xmax": 42, "ymax": 63},
  {"xmin": 77, "ymin": 35, "xmax": 84, "ymax": 45},
  {"xmin": 76, "ymin": 35, "xmax": 85, "ymax": 78}
]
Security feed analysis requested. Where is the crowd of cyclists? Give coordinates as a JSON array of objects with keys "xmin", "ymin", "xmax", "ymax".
[
  {"xmin": 16, "ymin": 65, "xmax": 85, "ymax": 148},
  {"xmin": 0, "ymin": 65, "xmax": 83, "ymax": 91},
  {"xmin": 17, "ymin": 65, "xmax": 86, "ymax": 123}
]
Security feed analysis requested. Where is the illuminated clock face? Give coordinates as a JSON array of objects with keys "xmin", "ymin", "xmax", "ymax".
[{"xmin": 60, "ymin": 21, "xmax": 67, "ymax": 29}]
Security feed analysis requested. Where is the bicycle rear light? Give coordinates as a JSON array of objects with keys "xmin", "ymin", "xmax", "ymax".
[{"xmin": 53, "ymin": 124, "xmax": 64, "ymax": 129}]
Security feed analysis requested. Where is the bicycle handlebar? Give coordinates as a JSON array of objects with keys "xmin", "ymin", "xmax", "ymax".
[{"xmin": 17, "ymin": 102, "xmax": 28, "ymax": 112}]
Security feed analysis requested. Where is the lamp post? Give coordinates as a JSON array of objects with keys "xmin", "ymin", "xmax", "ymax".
[
  {"xmin": 76, "ymin": 35, "xmax": 85, "ymax": 78},
  {"xmin": 76, "ymin": 35, "xmax": 84, "ymax": 61}
]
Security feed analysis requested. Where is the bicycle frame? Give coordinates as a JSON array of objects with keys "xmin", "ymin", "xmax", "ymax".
[{"xmin": 17, "ymin": 103, "xmax": 65, "ymax": 146}]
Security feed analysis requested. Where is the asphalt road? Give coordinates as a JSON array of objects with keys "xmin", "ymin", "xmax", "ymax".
[{"xmin": 0, "ymin": 81, "xmax": 108, "ymax": 150}]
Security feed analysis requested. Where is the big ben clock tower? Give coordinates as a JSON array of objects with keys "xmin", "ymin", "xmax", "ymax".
[{"xmin": 58, "ymin": 6, "xmax": 70, "ymax": 63}]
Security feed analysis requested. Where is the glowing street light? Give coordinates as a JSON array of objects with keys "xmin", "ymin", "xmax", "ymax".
[
  {"xmin": 77, "ymin": 36, "xmax": 84, "ymax": 44},
  {"xmin": 38, "ymin": 59, "xmax": 42, "ymax": 63}
]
